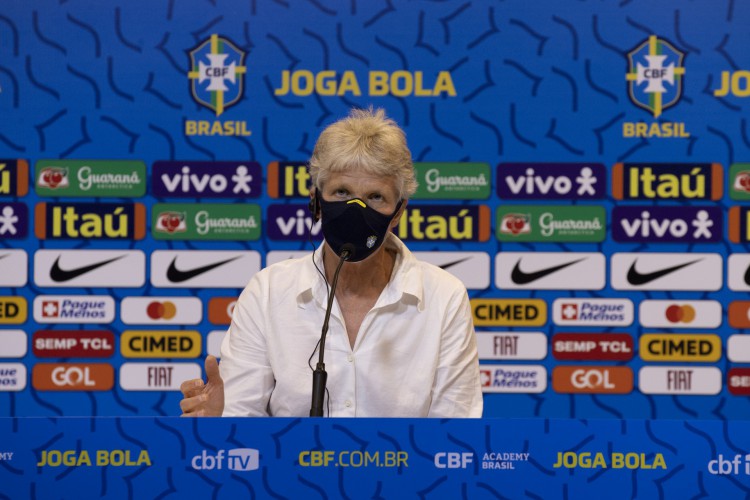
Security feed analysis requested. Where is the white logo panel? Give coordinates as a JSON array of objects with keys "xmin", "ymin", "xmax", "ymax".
[
  {"xmin": 638, "ymin": 366, "xmax": 721, "ymax": 395},
  {"xmin": 0, "ymin": 331, "xmax": 27, "ymax": 358},
  {"xmin": 265, "ymin": 251, "xmax": 310, "ymax": 267},
  {"xmin": 0, "ymin": 250, "xmax": 27, "ymax": 287},
  {"xmin": 553, "ymin": 298, "xmax": 633, "ymax": 326},
  {"xmin": 414, "ymin": 252, "xmax": 491, "ymax": 290},
  {"xmin": 476, "ymin": 332, "xmax": 547, "ymax": 360},
  {"xmin": 119, "ymin": 362, "xmax": 201, "ymax": 391},
  {"xmin": 33, "ymin": 295, "xmax": 115, "ymax": 324},
  {"xmin": 121, "ymin": 297, "xmax": 202, "ymax": 325},
  {"xmin": 207, "ymin": 330, "xmax": 226, "ymax": 358},
  {"xmin": 639, "ymin": 300, "xmax": 721, "ymax": 329},
  {"xmin": 34, "ymin": 250, "xmax": 145, "ymax": 288},
  {"xmin": 611, "ymin": 253, "xmax": 722, "ymax": 291},
  {"xmin": 151, "ymin": 251, "xmax": 261, "ymax": 288},
  {"xmin": 496, "ymin": 252, "xmax": 605, "ymax": 290},
  {"xmin": 728, "ymin": 335, "xmax": 750, "ymax": 363},
  {"xmin": 0, "ymin": 363, "xmax": 26, "ymax": 391},
  {"xmin": 479, "ymin": 364, "xmax": 547, "ymax": 393},
  {"xmin": 727, "ymin": 254, "xmax": 750, "ymax": 291}
]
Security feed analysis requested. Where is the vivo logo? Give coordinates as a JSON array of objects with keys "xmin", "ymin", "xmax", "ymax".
[
  {"xmin": 152, "ymin": 162, "xmax": 261, "ymax": 198},
  {"xmin": 497, "ymin": 163, "xmax": 605, "ymax": 200},
  {"xmin": 612, "ymin": 206, "xmax": 721, "ymax": 243},
  {"xmin": 267, "ymin": 204, "xmax": 322, "ymax": 241}
]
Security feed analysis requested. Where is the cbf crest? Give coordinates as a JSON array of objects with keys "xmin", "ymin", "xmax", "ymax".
[
  {"xmin": 626, "ymin": 35, "xmax": 685, "ymax": 118},
  {"xmin": 188, "ymin": 34, "xmax": 246, "ymax": 116}
]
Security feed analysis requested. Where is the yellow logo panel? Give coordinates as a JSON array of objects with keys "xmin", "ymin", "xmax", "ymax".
[
  {"xmin": 0, "ymin": 297, "xmax": 27, "ymax": 324},
  {"xmin": 471, "ymin": 299, "xmax": 546, "ymax": 327},
  {"xmin": 120, "ymin": 330, "xmax": 201, "ymax": 358},
  {"xmin": 640, "ymin": 334, "xmax": 721, "ymax": 362}
]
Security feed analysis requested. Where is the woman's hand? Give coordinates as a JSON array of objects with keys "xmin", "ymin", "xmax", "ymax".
[{"xmin": 179, "ymin": 355, "xmax": 225, "ymax": 417}]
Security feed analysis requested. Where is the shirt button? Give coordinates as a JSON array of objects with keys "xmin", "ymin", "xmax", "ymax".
[
  {"xmin": 345, "ymin": 400, "xmax": 352, "ymax": 408},
  {"xmin": 347, "ymin": 355, "xmax": 353, "ymax": 362}
]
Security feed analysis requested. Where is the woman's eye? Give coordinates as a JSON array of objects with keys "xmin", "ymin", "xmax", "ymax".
[{"xmin": 369, "ymin": 193, "xmax": 384, "ymax": 202}]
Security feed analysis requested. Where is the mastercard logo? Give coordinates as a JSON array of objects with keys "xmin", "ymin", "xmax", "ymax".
[
  {"xmin": 664, "ymin": 304, "xmax": 695, "ymax": 323},
  {"xmin": 146, "ymin": 301, "xmax": 177, "ymax": 320}
]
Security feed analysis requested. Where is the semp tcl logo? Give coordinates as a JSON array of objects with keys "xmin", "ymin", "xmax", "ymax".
[
  {"xmin": 191, "ymin": 449, "xmax": 259, "ymax": 471},
  {"xmin": 434, "ymin": 452, "xmax": 474, "ymax": 469}
]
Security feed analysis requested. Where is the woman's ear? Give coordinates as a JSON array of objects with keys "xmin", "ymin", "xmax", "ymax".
[
  {"xmin": 308, "ymin": 188, "xmax": 320, "ymax": 222},
  {"xmin": 390, "ymin": 199, "xmax": 408, "ymax": 229}
]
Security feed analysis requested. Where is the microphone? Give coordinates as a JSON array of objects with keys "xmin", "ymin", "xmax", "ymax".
[
  {"xmin": 310, "ymin": 243, "xmax": 354, "ymax": 416},
  {"xmin": 338, "ymin": 243, "xmax": 355, "ymax": 261}
]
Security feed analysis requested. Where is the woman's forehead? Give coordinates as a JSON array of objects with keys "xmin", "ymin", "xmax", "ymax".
[{"xmin": 325, "ymin": 171, "xmax": 398, "ymax": 192}]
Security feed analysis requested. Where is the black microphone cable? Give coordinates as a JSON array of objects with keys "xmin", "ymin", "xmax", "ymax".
[{"xmin": 310, "ymin": 243, "xmax": 354, "ymax": 417}]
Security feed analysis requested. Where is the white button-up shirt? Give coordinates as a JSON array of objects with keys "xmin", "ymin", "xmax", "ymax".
[{"xmin": 220, "ymin": 234, "xmax": 483, "ymax": 417}]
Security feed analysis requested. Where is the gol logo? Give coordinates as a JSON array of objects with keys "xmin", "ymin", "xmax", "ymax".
[
  {"xmin": 728, "ymin": 301, "xmax": 750, "ymax": 328},
  {"xmin": 208, "ymin": 297, "xmax": 236, "ymax": 325},
  {"xmin": 33, "ymin": 363, "xmax": 113, "ymax": 391},
  {"xmin": 147, "ymin": 301, "xmax": 178, "ymax": 320},
  {"xmin": 553, "ymin": 366, "xmax": 633, "ymax": 394},
  {"xmin": 665, "ymin": 304, "xmax": 695, "ymax": 323}
]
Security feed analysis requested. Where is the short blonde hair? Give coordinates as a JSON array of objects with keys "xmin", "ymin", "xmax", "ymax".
[{"xmin": 309, "ymin": 107, "xmax": 417, "ymax": 199}]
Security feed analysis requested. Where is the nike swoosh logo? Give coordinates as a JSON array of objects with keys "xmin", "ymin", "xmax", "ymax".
[
  {"xmin": 626, "ymin": 259, "xmax": 702, "ymax": 286},
  {"xmin": 511, "ymin": 258, "xmax": 586, "ymax": 285},
  {"xmin": 50, "ymin": 255, "xmax": 126, "ymax": 282},
  {"xmin": 744, "ymin": 264, "xmax": 750, "ymax": 286},
  {"xmin": 438, "ymin": 257, "xmax": 472, "ymax": 270},
  {"xmin": 166, "ymin": 256, "xmax": 241, "ymax": 283}
]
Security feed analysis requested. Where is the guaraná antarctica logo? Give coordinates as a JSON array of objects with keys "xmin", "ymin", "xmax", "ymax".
[
  {"xmin": 188, "ymin": 34, "xmax": 247, "ymax": 116},
  {"xmin": 626, "ymin": 35, "xmax": 685, "ymax": 118}
]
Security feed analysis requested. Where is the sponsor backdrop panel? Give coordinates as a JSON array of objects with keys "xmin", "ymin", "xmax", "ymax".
[
  {"xmin": 0, "ymin": 417, "xmax": 749, "ymax": 499},
  {"xmin": 0, "ymin": 0, "xmax": 749, "ymax": 423}
]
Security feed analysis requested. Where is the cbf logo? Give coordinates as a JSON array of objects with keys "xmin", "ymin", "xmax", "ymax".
[
  {"xmin": 188, "ymin": 34, "xmax": 246, "ymax": 116},
  {"xmin": 626, "ymin": 35, "xmax": 685, "ymax": 118},
  {"xmin": 191, "ymin": 449, "xmax": 259, "ymax": 471}
]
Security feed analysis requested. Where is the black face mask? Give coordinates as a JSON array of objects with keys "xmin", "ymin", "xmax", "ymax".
[{"xmin": 319, "ymin": 198, "xmax": 402, "ymax": 262}]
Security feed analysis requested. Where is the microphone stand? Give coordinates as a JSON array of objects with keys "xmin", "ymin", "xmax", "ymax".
[{"xmin": 310, "ymin": 244, "xmax": 353, "ymax": 417}]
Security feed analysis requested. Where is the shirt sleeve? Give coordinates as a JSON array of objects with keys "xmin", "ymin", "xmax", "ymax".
[
  {"xmin": 428, "ymin": 287, "xmax": 484, "ymax": 418},
  {"xmin": 219, "ymin": 275, "xmax": 276, "ymax": 417}
]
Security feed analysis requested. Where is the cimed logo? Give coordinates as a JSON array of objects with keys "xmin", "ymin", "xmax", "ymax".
[
  {"xmin": 188, "ymin": 34, "xmax": 247, "ymax": 116},
  {"xmin": 626, "ymin": 35, "xmax": 685, "ymax": 118}
]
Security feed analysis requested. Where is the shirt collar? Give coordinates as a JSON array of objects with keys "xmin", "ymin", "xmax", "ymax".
[{"xmin": 296, "ymin": 233, "xmax": 425, "ymax": 311}]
